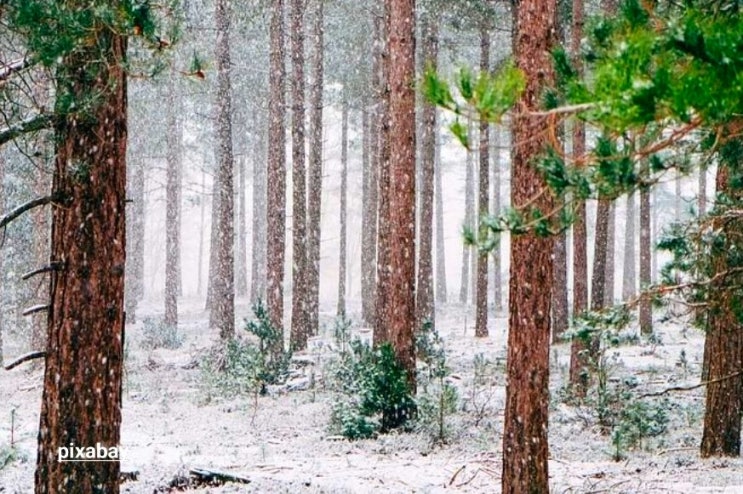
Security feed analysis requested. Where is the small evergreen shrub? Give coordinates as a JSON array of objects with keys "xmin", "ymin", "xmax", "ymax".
[
  {"xmin": 329, "ymin": 341, "xmax": 416, "ymax": 439},
  {"xmin": 202, "ymin": 301, "xmax": 290, "ymax": 398},
  {"xmin": 141, "ymin": 316, "xmax": 183, "ymax": 350},
  {"xmin": 612, "ymin": 399, "xmax": 669, "ymax": 455},
  {"xmin": 0, "ymin": 444, "xmax": 25, "ymax": 471}
]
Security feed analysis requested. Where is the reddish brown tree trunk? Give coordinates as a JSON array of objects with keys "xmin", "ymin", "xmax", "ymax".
[
  {"xmin": 290, "ymin": 0, "xmax": 309, "ymax": 350},
  {"xmin": 376, "ymin": 0, "xmax": 416, "ymax": 389},
  {"xmin": 36, "ymin": 27, "xmax": 127, "ymax": 493},
  {"xmin": 639, "ymin": 180, "xmax": 652, "ymax": 335},
  {"xmin": 502, "ymin": 0, "xmax": 555, "ymax": 491},
  {"xmin": 267, "ymin": 0, "xmax": 288, "ymax": 333},
  {"xmin": 416, "ymin": 11, "xmax": 437, "ymax": 331},
  {"xmin": 475, "ymin": 24, "xmax": 490, "ymax": 338},
  {"xmin": 700, "ymin": 145, "xmax": 743, "ymax": 457},
  {"xmin": 306, "ymin": 0, "xmax": 324, "ymax": 337}
]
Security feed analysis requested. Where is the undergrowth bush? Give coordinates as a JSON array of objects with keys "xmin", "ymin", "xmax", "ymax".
[
  {"xmin": 610, "ymin": 399, "xmax": 669, "ymax": 460},
  {"xmin": 0, "ymin": 444, "xmax": 25, "ymax": 471}
]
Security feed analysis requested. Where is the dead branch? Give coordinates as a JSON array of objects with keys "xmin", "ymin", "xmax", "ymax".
[
  {"xmin": 0, "ymin": 194, "xmax": 57, "ymax": 230},
  {"xmin": 0, "ymin": 56, "xmax": 32, "ymax": 81},
  {"xmin": 4, "ymin": 351, "xmax": 46, "ymax": 371},
  {"xmin": 189, "ymin": 467, "xmax": 251, "ymax": 485},
  {"xmin": 0, "ymin": 113, "xmax": 55, "ymax": 148},
  {"xmin": 22, "ymin": 304, "xmax": 49, "ymax": 316},
  {"xmin": 22, "ymin": 262, "xmax": 63, "ymax": 280},
  {"xmin": 639, "ymin": 370, "xmax": 743, "ymax": 399},
  {"xmin": 449, "ymin": 465, "xmax": 466, "ymax": 486}
]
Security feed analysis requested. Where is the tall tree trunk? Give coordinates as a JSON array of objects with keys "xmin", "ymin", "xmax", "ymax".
[
  {"xmin": 604, "ymin": 201, "xmax": 615, "ymax": 304},
  {"xmin": 552, "ymin": 231, "xmax": 568, "ymax": 343},
  {"xmin": 125, "ymin": 156, "xmax": 145, "ymax": 323},
  {"xmin": 622, "ymin": 192, "xmax": 636, "ymax": 301},
  {"xmin": 30, "ymin": 161, "xmax": 51, "ymax": 352},
  {"xmin": 306, "ymin": 0, "xmax": 324, "ymax": 337},
  {"xmin": 250, "ymin": 129, "xmax": 268, "ymax": 304},
  {"xmin": 491, "ymin": 125, "xmax": 503, "ymax": 312},
  {"xmin": 165, "ymin": 62, "xmax": 180, "ymax": 330},
  {"xmin": 197, "ymin": 168, "xmax": 207, "ymax": 297},
  {"xmin": 568, "ymin": 0, "xmax": 589, "ymax": 393},
  {"xmin": 591, "ymin": 200, "xmax": 611, "ymax": 307},
  {"xmin": 209, "ymin": 0, "xmax": 235, "ymax": 340},
  {"xmin": 639, "ymin": 177, "xmax": 653, "ymax": 335},
  {"xmin": 266, "ymin": 0, "xmax": 288, "ymax": 333},
  {"xmin": 361, "ymin": 99, "xmax": 377, "ymax": 325},
  {"xmin": 36, "ymin": 24, "xmax": 127, "ymax": 493},
  {"xmin": 502, "ymin": 0, "xmax": 555, "ymax": 491},
  {"xmin": 290, "ymin": 0, "xmax": 309, "ymax": 350},
  {"xmin": 459, "ymin": 119, "xmax": 475, "ymax": 305},
  {"xmin": 337, "ymin": 96, "xmax": 349, "ymax": 317},
  {"xmin": 236, "ymin": 154, "xmax": 248, "ymax": 297},
  {"xmin": 475, "ymin": 24, "xmax": 490, "ymax": 338},
  {"xmin": 651, "ymin": 188, "xmax": 658, "ymax": 282},
  {"xmin": 374, "ymin": 1, "xmax": 391, "ymax": 344},
  {"xmin": 700, "ymin": 144, "xmax": 743, "ymax": 457},
  {"xmin": 434, "ymin": 115, "xmax": 447, "ymax": 304},
  {"xmin": 376, "ymin": 0, "xmax": 416, "ymax": 390},
  {"xmin": 416, "ymin": 11, "xmax": 437, "ymax": 331}
]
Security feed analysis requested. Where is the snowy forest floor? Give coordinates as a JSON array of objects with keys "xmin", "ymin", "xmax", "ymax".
[{"xmin": 2, "ymin": 298, "xmax": 743, "ymax": 493}]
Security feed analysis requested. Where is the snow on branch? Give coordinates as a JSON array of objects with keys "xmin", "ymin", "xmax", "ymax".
[
  {"xmin": 0, "ymin": 112, "xmax": 55, "ymax": 147},
  {"xmin": 0, "ymin": 194, "xmax": 58, "ymax": 231},
  {"xmin": 0, "ymin": 56, "xmax": 33, "ymax": 82}
]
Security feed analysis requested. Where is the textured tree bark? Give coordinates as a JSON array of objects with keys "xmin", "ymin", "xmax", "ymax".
[
  {"xmin": 306, "ymin": 0, "xmax": 325, "ymax": 337},
  {"xmin": 416, "ymin": 11, "xmax": 437, "ymax": 332},
  {"xmin": 475, "ymin": 24, "xmax": 490, "ymax": 338},
  {"xmin": 266, "ymin": 0, "xmax": 288, "ymax": 334},
  {"xmin": 337, "ymin": 96, "xmax": 349, "ymax": 317},
  {"xmin": 376, "ymin": 0, "xmax": 416, "ymax": 389},
  {"xmin": 30, "ymin": 155, "xmax": 51, "ymax": 352},
  {"xmin": 434, "ymin": 116, "xmax": 447, "ymax": 304},
  {"xmin": 700, "ymin": 152, "xmax": 743, "ymax": 457},
  {"xmin": 639, "ymin": 177, "xmax": 653, "ymax": 335},
  {"xmin": 502, "ymin": 0, "xmax": 555, "ymax": 491},
  {"xmin": 622, "ymin": 192, "xmax": 636, "ymax": 301},
  {"xmin": 209, "ymin": 0, "xmax": 235, "ymax": 340},
  {"xmin": 165, "ymin": 62, "xmax": 180, "ymax": 330},
  {"xmin": 290, "ymin": 0, "xmax": 309, "ymax": 350},
  {"xmin": 568, "ymin": 0, "xmax": 589, "ymax": 394},
  {"xmin": 459, "ymin": 120, "xmax": 475, "ymax": 305},
  {"xmin": 35, "ymin": 23, "xmax": 127, "ymax": 493}
]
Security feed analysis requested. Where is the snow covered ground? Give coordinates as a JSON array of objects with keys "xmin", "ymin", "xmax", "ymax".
[{"xmin": 2, "ymin": 297, "xmax": 742, "ymax": 493}]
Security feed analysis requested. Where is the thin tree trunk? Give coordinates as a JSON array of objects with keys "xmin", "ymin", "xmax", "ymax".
[
  {"xmin": 552, "ymin": 231, "xmax": 568, "ymax": 343},
  {"xmin": 250, "ymin": 128, "xmax": 268, "ymax": 304},
  {"xmin": 651, "ymin": 188, "xmax": 658, "ymax": 283},
  {"xmin": 416, "ymin": 11, "xmax": 437, "ymax": 331},
  {"xmin": 209, "ymin": 0, "xmax": 235, "ymax": 340},
  {"xmin": 376, "ymin": 0, "xmax": 416, "ymax": 390},
  {"xmin": 460, "ymin": 119, "xmax": 475, "ymax": 305},
  {"xmin": 337, "ymin": 95, "xmax": 349, "ymax": 317},
  {"xmin": 125, "ymin": 156, "xmax": 145, "ymax": 323},
  {"xmin": 165, "ymin": 62, "xmax": 180, "ymax": 329},
  {"xmin": 236, "ymin": 154, "xmax": 248, "ymax": 297},
  {"xmin": 605, "ymin": 201, "xmax": 615, "ymax": 304},
  {"xmin": 290, "ymin": 0, "xmax": 309, "ymax": 350},
  {"xmin": 434, "ymin": 115, "xmax": 447, "ymax": 304},
  {"xmin": 568, "ymin": 0, "xmax": 589, "ymax": 394},
  {"xmin": 700, "ymin": 147, "xmax": 743, "ymax": 457},
  {"xmin": 361, "ymin": 99, "xmax": 377, "ymax": 325},
  {"xmin": 592, "ymin": 200, "xmax": 611, "ymax": 311},
  {"xmin": 639, "ymin": 180, "xmax": 653, "ymax": 335},
  {"xmin": 502, "ymin": 0, "xmax": 555, "ymax": 491},
  {"xmin": 306, "ymin": 0, "xmax": 324, "ymax": 337},
  {"xmin": 475, "ymin": 24, "xmax": 490, "ymax": 338},
  {"xmin": 491, "ymin": 125, "xmax": 503, "ymax": 312},
  {"xmin": 36, "ymin": 23, "xmax": 127, "ymax": 492},
  {"xmin": 197, "ymin": 168, "xmax": 207, "ymax": 297},
  {"xmin": 622, "ymin": 192, "xmax": 636, "ymax": 301}
]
